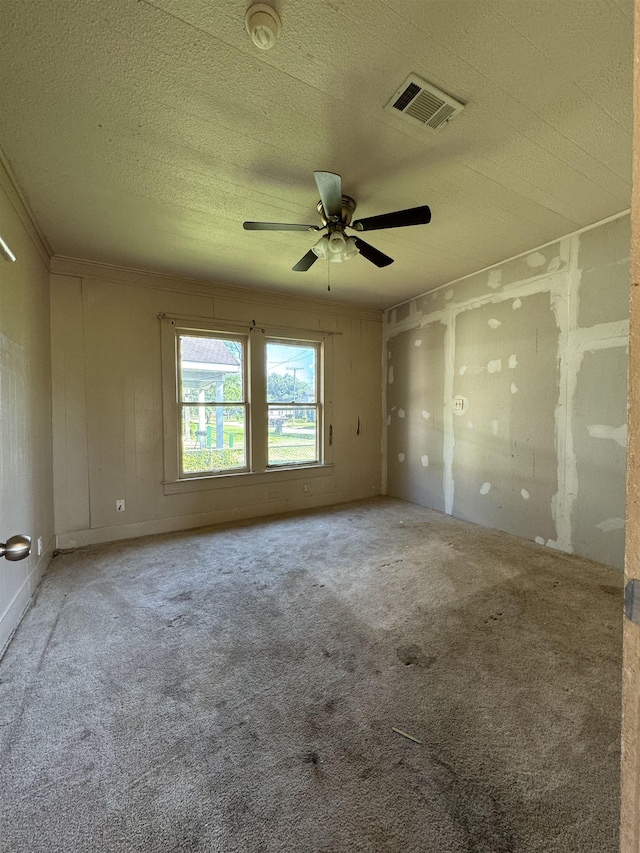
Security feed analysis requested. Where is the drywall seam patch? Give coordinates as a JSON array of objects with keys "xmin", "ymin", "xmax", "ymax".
[
  {"xmin": 442, "ymin": 312, "xmax": 455, "ymax": 515},
  {"xmin": 587, "ymin": 424, "xmax": 627, "ymax": 447},
  {"xmin": 381, "ymin": 337, "xmax": 388, "ymax": 494},
  {"xmin": 574, "ymin": 321, "xmax": 629, "ymax": 350},
  {"xmin": 384, "ymin": 273, "xmax": 561, "ymax": 342},
  {"xmin": 384, "ymin": 209, "xmax": 629, "ymax": 314},
  {"xmin": 550, "ymin": 243, "xmax": 578, "ymax": 554},
  {"xmin": 596, "ymin": 517, "xmax": 625, "ymax": 532}
]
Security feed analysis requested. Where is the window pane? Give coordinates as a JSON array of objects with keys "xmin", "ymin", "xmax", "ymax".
[
  {"xmin": 266, "ymin": 342, "xmax": 316, "ymax": 403},
  {"xmin": 267, "ymin": 405, "xmax": 318, "ymax": 466},
  {"xmin": 179, "ymin": 336, "xmax": 244, "ymax": 403},
  {"xmin": 180, "ymin": 404, "xmax": 246, "ymax": 473}
]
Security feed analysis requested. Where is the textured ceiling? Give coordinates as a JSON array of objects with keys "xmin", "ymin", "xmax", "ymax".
[{"xmin": 0, "ymin": 0, "xmax": 633, "ymax": 308}]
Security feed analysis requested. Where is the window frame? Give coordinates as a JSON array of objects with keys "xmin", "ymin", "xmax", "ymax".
[
  {"xmin": 177, "ymin": 331, "xmax": 250, "ymax": 478},
  {"xmin": 265, "ymin": 337, "xmax": 321, "ymax": 470},
  {"xmin": 160, "ymin": 317, "xmax": 333, "ymax": 495}
]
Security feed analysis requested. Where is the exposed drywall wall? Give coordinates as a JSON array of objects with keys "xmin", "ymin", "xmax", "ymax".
[
  {"xmin": 50, "ymin": 261, "xmax": 382, "ymax": 547},
  {"xmin": 0, "ymin": 163, "xmax": 55, "ymax": 655},
  {"xmin": 386, "ymin": 322, "xmax": 445, "ymax": 511},
  {"xmin": 384, "ymin": 212, "xmax": 630, "ymax": 569}
]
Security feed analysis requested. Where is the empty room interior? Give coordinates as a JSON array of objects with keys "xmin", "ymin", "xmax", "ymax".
[{"xmin": 0, "ymin": 1, "xmax": 636, "ymax": 851}]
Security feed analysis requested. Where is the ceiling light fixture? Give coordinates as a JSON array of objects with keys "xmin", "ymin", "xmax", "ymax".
[
  {"xmin": 312, "ymin": 231, "xmax": 359, "ymax": 263},
  {"xmin": 0, "ymin": 235, "xmax": 16, "ymax": 263},
  {"xmin": 245, "ymin": 4, "xmax": 281, "ymax": 50}
]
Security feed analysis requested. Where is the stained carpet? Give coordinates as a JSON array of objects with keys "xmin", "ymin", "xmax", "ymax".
[{"xmin": 0, "ymin": 498, "xmax": 622, "ymax": 851}]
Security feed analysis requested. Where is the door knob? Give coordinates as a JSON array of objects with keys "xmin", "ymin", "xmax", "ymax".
[{"xmin": 0, "ymin": 534, "xmax": 31, "ymax": 561}]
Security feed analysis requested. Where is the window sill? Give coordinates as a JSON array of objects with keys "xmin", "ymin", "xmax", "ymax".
[{"xmin": 162, "ymin": 463, "xmax": 334, "ymax": 496}]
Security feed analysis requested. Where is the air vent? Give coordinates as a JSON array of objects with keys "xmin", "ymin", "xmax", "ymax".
[{"xmin": 385, "ymin": 74, "xmax": 465, "ymax": 130}]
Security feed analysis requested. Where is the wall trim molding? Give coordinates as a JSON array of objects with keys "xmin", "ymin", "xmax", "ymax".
[
  {"xmin": 0, "ymin": 147, "xmax": 52, "ymax": 267},
  {"xmin": 50, "ymin": 256, "xmax": 383, "ymax": 323},
  {"xmin": 55, "ymin": 492, "xmax": 375, "ymax": 550},
  {"xmin": 0, "ymin": 539, "xmax": 55, "ymax": 661}
]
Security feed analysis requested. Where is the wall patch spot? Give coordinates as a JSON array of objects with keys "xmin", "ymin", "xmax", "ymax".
[
  {"xmin": 421, "ymin": 410, "xmax": 430, "ymax": 421},
  {"xmin": 388, "ymin": 365, "xmax": 394, "ymax": 384},
  {"xmin": 386, "ymin": 415, "xmax": 391, "ymax": 425},
  {"xmin": 398, "ymin": 453, "xmax": 405, "ymax": 462},
  {"xmin": 535, "ymin": 536, "xmax": 545, "ymax": 545},
  {"xmin": 391, "ymin": 406, "xmax": 397, "ymax": 411},
  {"xmin": 491, "ymin": 420, "xmax": 499, "ymax": 436},
  {"xmin": 480, "ymin": 482, "xmax": 491, "ymax": 495},
  {"xmin": 459, "ymin": 365, "xmax": 468, "ymax": 375},
  {"xmin": 444, "ymin": 289, "xmax": 454, "ymax": 300},
  {"xmin": 511, "ymin": 383, "xmax": 518, "ymax": 394},
  {"xmin": 414, "ymin": 339, "xmax": 422, "ymax": 347},
  {"xmin": 466, "ymin": 421, "xmax": 474, "ymax": 429},
  {"xmin": 526, "ymin": 251, "xmax": 546, "ymax": 268},
  {"xmin": 587, "ymin": 423, "xmax": 627, "ymax": 448},
  {"xmin": 488, "ymin": 318, "xmax": 501, "ymax": 329},
  {"xmin": 508, "ymin": 354, "xmax": 518, "ymax": 369},
  {"xmin": 487, "ymin": 359, "xmax": 502, "ymax": 374},
  {"xmin": 398, "ymin": 409, "xmax": 406, "ymax": 419},
  {"xmin": 488, "ymin": 270, "xmax": 502, "ymax": 289},
  {"xmin": 521, "ymin": 489, "xmax": 530, "ymax": 500},
  {"xmin": 512, "ymin": 298, "xmax": 522, "ymax": 310},
  {"xmin": 421, "ymin": 455, "xmax": 429, "ymax": 467},
  {"xmin": 547, "ymin": 255, "xmax": 561, "ymax": 272},
  {"xmin": 596, "ymin": 517, "xmax": 625, "ymax": 533}
]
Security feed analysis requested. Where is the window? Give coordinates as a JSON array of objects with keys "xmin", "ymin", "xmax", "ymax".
[
  {"xmin": 266, "ymin": 341, "xmax": 319, "ymax": 467},
  {"xmin": 161, "ymin": 318, "xmax": 331, "ymax": 492},
  {"xmin": 178, "ymin": 334, "xmax": 247, "ymax": 476}
]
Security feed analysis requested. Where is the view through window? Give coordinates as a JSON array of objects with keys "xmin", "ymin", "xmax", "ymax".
[
  {"xmin": 266, "ymin": 341, "xmax": 319, "ymax": 467},
  {"xmin": 176, "ymin": 333, "xmax": 321, "ymax": 477},
  {"xmin": 179, "ymin": 335, "xmax": 246, "ymax": 475}
]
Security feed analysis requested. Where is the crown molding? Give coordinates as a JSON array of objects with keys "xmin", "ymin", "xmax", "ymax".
[
  {"xmin": 0, "ymin": 147, "xmax": 52, "ymax": 267},
  {"xmin": 49, "ymin": 255, "xmax": 383, "ymax": 323}
]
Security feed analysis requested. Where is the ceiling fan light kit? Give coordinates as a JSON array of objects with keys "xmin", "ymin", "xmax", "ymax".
[
  {"xmin": 312, "ymin": 232, "xmax": 359, "ymax": 263},
  {"xmin": 243, "ymin": 171, "xmax": 431, "ymax": 272},
  {"xmin": 245, "ymin": 4, "xmax": 281, "ymax": 50}
]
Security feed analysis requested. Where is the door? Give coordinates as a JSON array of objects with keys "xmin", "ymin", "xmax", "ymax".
[{"xmin": 621, "ymin": 4, "xmax": 640, "ymax": 847}]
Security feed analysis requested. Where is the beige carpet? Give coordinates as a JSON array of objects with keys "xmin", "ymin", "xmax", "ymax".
[{"xmin": 0, "ymin": 498, "xmax": 622, "ymax": 851}]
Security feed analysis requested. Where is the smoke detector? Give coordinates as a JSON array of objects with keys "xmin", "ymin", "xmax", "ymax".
[
  {"xmin": 245, "ymin": 4, "xmax": 281, "ymax": 50},
  {"xmin": 385, "ymin": 74, "xmax": 465, "ymax": 130}
]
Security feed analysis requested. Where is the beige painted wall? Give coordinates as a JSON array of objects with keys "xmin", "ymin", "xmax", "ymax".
[
  {"xmin": 385, "ymin": 212, "xmax": 630, "ymax": 570},
  {"xmin": 0, "ymin": 163, "xmax": 55, "ymax": 655},
  {"xmin": 50, "ymin": 260, "xmax": 383, "ymax": 548}
]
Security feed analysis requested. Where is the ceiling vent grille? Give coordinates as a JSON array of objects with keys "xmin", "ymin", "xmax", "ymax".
[{"xmin": 385, "ymin": 74, "xmax": 465, "ymax": 130}]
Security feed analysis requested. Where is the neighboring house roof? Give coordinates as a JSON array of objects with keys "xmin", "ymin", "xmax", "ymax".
[{"xmin": 181, "ymin": 337, "xmax": 239, "ymax": 366}]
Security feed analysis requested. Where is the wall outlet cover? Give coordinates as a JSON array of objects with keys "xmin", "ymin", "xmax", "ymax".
[{"xmin": 116, "ymin": 499, "xmax": 125, "ymax": 512}]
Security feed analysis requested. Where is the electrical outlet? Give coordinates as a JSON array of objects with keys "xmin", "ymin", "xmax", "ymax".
[
  {"xmin": 453, "ymin": 397, "xmax": 464, "ymax": 411},
  {"xmin": 37, "ymin": 536, "xmax": 43, "ymax": 556},
  {"xmin": 116, "ymin": 499, "xmax": 125, "ymax": 512}
]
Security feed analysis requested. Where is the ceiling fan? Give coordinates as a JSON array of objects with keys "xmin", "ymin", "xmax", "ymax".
[{"xmin": 243, "ymin": 171, "xmax": 431, "ymax": 271}]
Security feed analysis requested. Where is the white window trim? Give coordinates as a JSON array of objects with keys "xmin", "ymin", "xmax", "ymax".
[{"xmin": 160, "ymin": 317, "xmax": 333, "ymax": 495}]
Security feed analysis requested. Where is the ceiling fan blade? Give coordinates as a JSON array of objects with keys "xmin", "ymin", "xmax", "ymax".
[
  {"xmin": 244, "ymin": 221, "xmax": 319, "ymax": 232},
  {"xmin": 352, "ymin": 205, "xmax": 431, "ymax": 232},
  {"xmin": 292, "ymin": 249, "xmax": 319, "ymax": 272},
  {"xmin": 314, "ymin": 171, "xmax": 342, "ymax": 219},
  {"xmin": 354, "ymin": 238, "xmax": 394, "ymax": 268}
]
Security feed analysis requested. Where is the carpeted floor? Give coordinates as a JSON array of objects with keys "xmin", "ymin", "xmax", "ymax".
[{"xmin": 0, "ymin": 497, "xmax": 623, "ymax": 852}]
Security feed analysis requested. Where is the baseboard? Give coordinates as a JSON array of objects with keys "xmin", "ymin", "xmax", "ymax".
[
  {"xmin": 55, "ymin": 487, "xmax": 381, "ymax": 549},
  {"xmin": 0, "ymin": 538, "xmax": 55, "ymax": 659}
]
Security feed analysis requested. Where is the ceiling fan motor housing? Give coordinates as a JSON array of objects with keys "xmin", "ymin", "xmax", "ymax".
[{"xmin": 317, "ymin": 195, "xmax": 356, "ymax": 226}]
